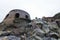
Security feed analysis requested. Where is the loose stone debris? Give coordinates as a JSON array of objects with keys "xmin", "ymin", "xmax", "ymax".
[{"xmin": 0, "ymin": 9, "xmax": 60, "ymax": 40}]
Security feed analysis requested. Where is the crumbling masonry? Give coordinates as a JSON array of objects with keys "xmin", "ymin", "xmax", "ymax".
[{"xmin": 0, "ymin": 9, "xmax": 60, "ymax": 40}]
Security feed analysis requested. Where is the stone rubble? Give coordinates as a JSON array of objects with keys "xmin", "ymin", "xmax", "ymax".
[{"xmin": 0, "ymin": 9, "xmax": 60, "ymax": 40}]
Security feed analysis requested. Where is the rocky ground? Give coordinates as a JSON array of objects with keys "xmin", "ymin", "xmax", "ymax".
[{"xmin": 0, "ymin": 18, "xmax": 60, "ymax": 40}]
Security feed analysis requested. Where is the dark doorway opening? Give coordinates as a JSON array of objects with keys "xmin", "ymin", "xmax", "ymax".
[
  {"xmin": 15, "ymin": 13, "xmax": 20, "ymax": 18},
  {"xmin": 25, "ymin": 15, "xmax": 28, "ymax": 19}
]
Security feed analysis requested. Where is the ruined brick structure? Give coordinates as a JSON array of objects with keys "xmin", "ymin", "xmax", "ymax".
[{"xmin": 0, "ymin": 9, "xmax": 60, "ymax": 40}]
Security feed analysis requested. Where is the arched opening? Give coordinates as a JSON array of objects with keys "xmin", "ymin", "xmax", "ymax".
[
  {"xmin": 15, "ymin": 13, "xmax": 20, "ymax": 18},
  {"xmin": 25, "ymin": 15, "xmax": 28, "ymax": 19}
]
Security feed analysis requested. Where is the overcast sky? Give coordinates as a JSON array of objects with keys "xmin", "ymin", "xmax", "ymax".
[{"xmin": 0, "ymin": 0, "xmax": 60, "ymax": 22}]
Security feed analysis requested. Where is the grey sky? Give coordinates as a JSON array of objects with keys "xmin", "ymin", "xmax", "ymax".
[{"xmin": 0, "ymin": 0, "xmax": 60, "ymax": 22}]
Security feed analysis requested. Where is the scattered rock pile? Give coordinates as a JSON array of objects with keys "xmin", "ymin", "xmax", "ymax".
[{"xmin": 0, "ymin": 9, "xmax": 60, "ymax": 40}]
